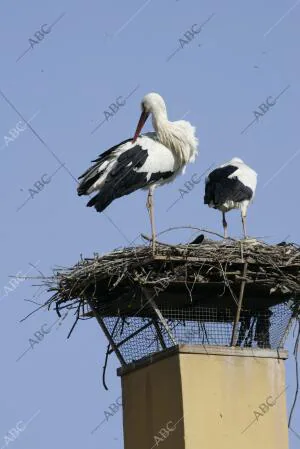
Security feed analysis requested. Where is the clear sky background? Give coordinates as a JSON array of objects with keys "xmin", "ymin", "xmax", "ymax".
[{"xmin": 0, "ymin": 0, "xmax": 299, "ymax": 447}]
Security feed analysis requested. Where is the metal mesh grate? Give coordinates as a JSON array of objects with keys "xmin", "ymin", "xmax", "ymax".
[
  {"xmin": 102, "ymin": 302, "xmax": 293, "ymax": 364},
  {"xmin": 158, "ymin": 303, "xmax": 292, "ymax": 349},
  {"xmin": 103, "ymin": 316, "xmax": 159, "ymax": 363}
]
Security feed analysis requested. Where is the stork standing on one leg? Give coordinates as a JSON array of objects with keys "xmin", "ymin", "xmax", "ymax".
[
  {"xmin": 204, "ymin": 157, "xmax": 257, "ymax": 238},
  {"xmin": 77, "ymin": 93, "xmax": 198, "ymax": 253}
]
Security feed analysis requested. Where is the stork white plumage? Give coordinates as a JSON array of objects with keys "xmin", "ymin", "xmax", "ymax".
[
  {"xmin": 204, "ymin": 157, "xmax": 257, "ymax": 238},
  {"xmin": 77, "ymin": 92, "xmax": 198, "ymax": 252}
]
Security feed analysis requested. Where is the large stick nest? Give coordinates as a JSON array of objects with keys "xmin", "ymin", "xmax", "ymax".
[{"xmin": 43, "ymin": 236, "xmax": 300, "ymax": 319}]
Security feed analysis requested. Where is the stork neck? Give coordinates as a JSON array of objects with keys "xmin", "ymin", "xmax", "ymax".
[
  {"xmin": 152, "ymin": 116, "xmax": 189, "ymax": 166},
  {"xmin": 152, "ymin": 107, "xmax": 175, "ymax": 144},
  {"xmin": 151, "ymin": 108, "xmax": 168, "ymax": 131},
  {"xmin": 153, "ymin": 115, "xmax": 173, "ymax": 146}
]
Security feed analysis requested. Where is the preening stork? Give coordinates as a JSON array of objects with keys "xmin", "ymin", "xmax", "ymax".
[
  {"xmin": 204, "ymin": 158, "xmax": 257, "ymax": 238},
  {"xmin": 77, "ymin": 92, "xmax": 198, "ymax": 252}
]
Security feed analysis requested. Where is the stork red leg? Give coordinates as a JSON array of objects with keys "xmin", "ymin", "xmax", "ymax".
[
  {"xmin": 222, "ymin": 212, "xmax": 228, "ymax": 239},
  {"xmin": 241, "ymin": 212, "xmax": 247, "ymax": 239},
  {"xmin": 146, "ymin": 186, "xmax": 156, "ymax": 254},
  {"xmin": 241, "ymin": 203, "xmax": 248, "ymax": 239}
]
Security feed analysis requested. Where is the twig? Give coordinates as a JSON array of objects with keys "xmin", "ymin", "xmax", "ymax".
[
  {"xmin": 102, "ymin": 344, "xmax": 110, "ymax": 391},
  {"xmin": 141, "ymin": 234, "xmax": 188, "ymax": 249},
  {"xmin": 156, "ymin": 226, "xmax": 237, "ymax": 241}
]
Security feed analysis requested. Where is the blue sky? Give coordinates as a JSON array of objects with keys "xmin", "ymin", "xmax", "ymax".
[{"xmin": 0, "ymin": 0, "xmax": 299, "ymax": 447}]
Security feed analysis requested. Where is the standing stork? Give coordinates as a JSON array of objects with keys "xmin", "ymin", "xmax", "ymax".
[
  {"xmin": 77, "ymin": 92, "xmax": 198, "ymax": 252},
  {"xmin": 204, "ymin": 157, "xmax": 257, "ymax": 238}
]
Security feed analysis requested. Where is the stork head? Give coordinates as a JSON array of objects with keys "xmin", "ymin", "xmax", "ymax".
[
  {"xmin": 132, "ymin": 93, "xmax": 166, "ymax": 142},
  {"xmin": 231, "ymin": 157, "xmax": 244, "ymax": 164},
  {"xmin": 142, "ymin": 93, "xmax": 167, "ymax": 115}
]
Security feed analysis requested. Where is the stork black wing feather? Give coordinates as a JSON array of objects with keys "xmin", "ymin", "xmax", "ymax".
[
  {"xmin": 77, "ymin": 138, "xmax": 132, "ymax": 195},
  {"xmin": 204, "ymin": 165, "xmax": 253, "ymax": 207},
  {"xmin": 87, "ymin": 145, "xmax": 173, "ymax": 212},
  {"xmin": 211, "ymin": 178, "xmax": 253, "ymax": 206},
  {"xmin": 207, "ymin": 165, "xmax": 238, "ymax": 181},
  {"xmin": 90, "ymin": 138, "xmax": 133, "ymax": 164}
]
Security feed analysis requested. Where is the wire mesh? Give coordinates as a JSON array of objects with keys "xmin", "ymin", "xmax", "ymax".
[{"xmin": 102, "ymin": 302, "xmax": 293, "ymax": 364}]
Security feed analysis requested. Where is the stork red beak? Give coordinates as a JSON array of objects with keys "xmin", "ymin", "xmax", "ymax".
[{"xmin": 132, "ymin": 109, "xmax": 149, "ymax": 143}]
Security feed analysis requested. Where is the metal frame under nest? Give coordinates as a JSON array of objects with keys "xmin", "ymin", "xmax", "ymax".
[
  {"xmin": 86, "ymin": 284, "xmax": 294, "ymax": 368},
  {"xmin": 42, "ymin": 236, "xmax": 300, "ymax": 367}
]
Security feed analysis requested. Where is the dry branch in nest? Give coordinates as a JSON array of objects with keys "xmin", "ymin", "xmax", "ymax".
[
  {"xmin": 37, "ymin": 233, "xmax": 300, "ymax": 392},
  {"xmin": 42, "ymin": 236, "xmax": 300, "ymax": 322}
]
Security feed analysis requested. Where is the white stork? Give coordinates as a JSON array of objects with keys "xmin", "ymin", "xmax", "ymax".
[
  {"xmin": 77, "ymin": 92, "xmax": 198, "ymax": 252},
  {"xmin": 204, "ymin": 157, "xmax": 257, "ymax": 238}
]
